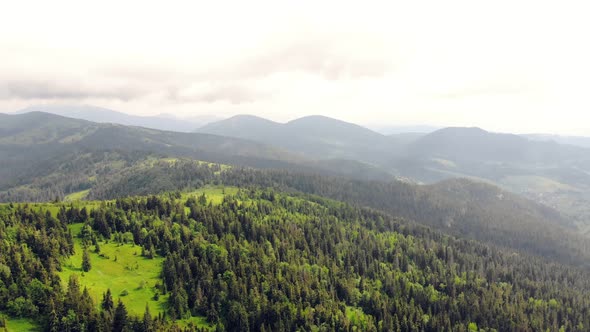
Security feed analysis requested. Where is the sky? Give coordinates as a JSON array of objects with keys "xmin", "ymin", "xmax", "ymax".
[{"xmin": 1, "ymin": 0, "xmax": 590, "ymax": 135}]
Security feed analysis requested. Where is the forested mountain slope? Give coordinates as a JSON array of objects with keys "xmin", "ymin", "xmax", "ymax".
[
  {"xmin": 392, "ymin": 127, "xmax": 590, "ymax": 232},
  {"xmin": 52, "ymin": 159, "xmax": 587, "ymax": 268},
  {"xmin": 220, "ymin": 168, "xmax": 590, "ymax": 267},
  {"xmin": 0, "ymin": 112, "xmax": 294, "ymax": 160},
  {"xmin": 0, "ymin": 112, "xmax": 392, "ymax": 201},
  {"xmin": 6, "ymin": 111, "xmax": 590, "ymax": 234},
  {"xmin": 1, "ymin": 188, "xmax": 589, "ymax": 331}
]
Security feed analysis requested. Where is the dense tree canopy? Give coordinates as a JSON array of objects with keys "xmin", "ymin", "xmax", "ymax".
[{"xmin": 2, "ymin": 187, "xmax": 589, "ymax": 331}]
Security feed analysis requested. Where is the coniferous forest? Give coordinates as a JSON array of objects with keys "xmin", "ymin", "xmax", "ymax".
[
  {"xmin": 4, "ymin": 3, "xmax": 590, "ymax": 331},
  {"xmin": 1, "ymin": 177, "xmax": 590, "ymax": 331}
]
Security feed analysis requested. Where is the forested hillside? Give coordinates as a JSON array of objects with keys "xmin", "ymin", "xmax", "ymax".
[
  {"xmin": 2, "ymin": 111, "xmax": 590, "ymax": 331},
  {"xmin": 22, "ymin": 158, "xmax": 581, "ymax": 269},
  {"xmin": 1, "ymin": 188, "xmax": 590, "ymax": 331},
  {"xmin": 0, "ymin": 112, "xmax": 392, "ymax": 202},
  {"xmin": 199, "ymin": 114, "xmax": 590, "ymax": 232}
]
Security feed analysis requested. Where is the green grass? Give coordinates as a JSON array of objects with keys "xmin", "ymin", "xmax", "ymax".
[
  {"xmin": 176, "ymin": 316, "xmax": 213, "ymax": 330},
  {"xmin": 0, "ymin": 312, "xmax": 40, "ymax": 332},
  {"xmin": 60, "ymin": 224, "xmax": 167, "ymax": 317},
  {"xmin": 64, "ymin": 189, "xmax": 90, "ymax": 202},
  {"xmin": 60, "ymin": 223, "xmax": 213, "ymax": 329},
  {"xmin": 182, "ymin": 186, "xmax": 239, "ymax": 205}
]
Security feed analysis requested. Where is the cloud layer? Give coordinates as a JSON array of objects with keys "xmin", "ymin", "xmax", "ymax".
[{"xmin": 1, "ymin": 1, "xmax": 589, "ymax": 135}]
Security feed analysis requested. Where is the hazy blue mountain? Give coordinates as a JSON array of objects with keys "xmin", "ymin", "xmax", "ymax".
[
  {"xmin": 370, "ymin": 124, "xmax": 440, "ymax": 135},
  {"xmin": 0, "ymin": 111, "xmax": 294, "ymax": 160},
  {"xmin": 198, "ymin": 114, "xmax": 283, "ymax": 140},
  {"xmin": 15, "ymin": 104, "xmax": 220, "ymax": 132},
  {"xmin": 405, "ymin": 127, "xmax": 585, "ymax": 164},
  {"xmin": 390, "ymin": 127, "xmax": 590, "ymax": 232},
  {"xmin": 524, "ymin": 133, "xmax": 590, "ymax": 148},
  {"xmin": 198, "ymin": 114, "xmax": 402, "ymax": 163}
]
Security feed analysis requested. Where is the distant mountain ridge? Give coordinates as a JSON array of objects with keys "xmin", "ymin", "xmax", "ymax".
[
  {"xmin": 198, "ymin": 114, "xmax": 590, "ymax": 233},
  {"xmin": 524, "ymin": 133, "xmax": 590, "ymax": 148},
  {"xmin": 197, "ymin": 114, "xmax": 397, "ymax": 162},
  {"xmin": 5, "ymin": 110, "xmax": 590, "ymax": 233},
  {"xmin": 0, "ymin": 111, "xmax": 395, "ymax": 202},
  {"xmin": 16, "ymin": 104, "xmax": 221, "ymax": 132},
  {"xmin": 406, "ymin": 127, "xmax": 585, "ymax": 164}
]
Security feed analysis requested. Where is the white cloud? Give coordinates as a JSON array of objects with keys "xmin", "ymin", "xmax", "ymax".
[{"xmin": 0, "ymin": 0, "xmax": 589, "ymax": 135}]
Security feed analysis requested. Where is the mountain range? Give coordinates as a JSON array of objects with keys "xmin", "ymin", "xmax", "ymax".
[
  {"xmin": 15, "ymin": 104, "xmax": 221, "ymax": 132},
  {"xmin": 197, "ymin": 114, "xmax": 397, "ymax": 163},
  {"xmin": 3, "ymin": 107, "xmax": 590, "ymax": 235},
  {"xmin": 198, "ymin": 113, "xmax": 590, "ymax": 233}
]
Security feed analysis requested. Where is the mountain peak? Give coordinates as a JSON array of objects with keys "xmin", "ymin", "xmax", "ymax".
[
  {"xmin": 224, "ymin": 114, "xmax": 279, "ymax": 124},
  {"xmin": 286, "ymin": 115, "xmax": 384, "ymax": 138},
  {"xmin": 433, "ymin": 126, "xmax": 489, "ymax": 136},
  {"xmin": 287, "ymin": 115, "xmax": 355, "ymax": 126},
  {"xmin": 15, "ymin": 104, "xmax": 207, "ymax": 132}
]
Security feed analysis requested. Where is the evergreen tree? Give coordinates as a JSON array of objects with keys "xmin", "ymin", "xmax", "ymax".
[
  {"xmin": 113, "ymin": 299, "xmax": 128, "ymax": 332},
  {"xmin": 142, "ymin": 303, "xmax": 152, "ymax": 332},
  {"xmin": 102, "ymin": 289, "xmax": 114, "ymax": 313},
  {"xmin": 82, "ymin": 249, "xmax": 92, "ymax": 272}
]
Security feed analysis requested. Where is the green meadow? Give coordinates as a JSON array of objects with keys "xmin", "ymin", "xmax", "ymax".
[
  {"xmin": 182, "ymin": 185, "xmax": 239, "ymax": 205},
  {"xmin": 0, "ymin": 313, "xmax": 39, "ymax": 332},
  {"xmin": 60, "ymin": 223, "xmax": 167, "ymax": 317},
  {"xmin": 0, "ymin": 188, "xmax": 233, "ymax": 329},
  {"xmin": 64, "ymin": 189, "xmax": 90, "ymax": 202}
]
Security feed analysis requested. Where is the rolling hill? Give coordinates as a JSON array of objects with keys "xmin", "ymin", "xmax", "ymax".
[
  {"xmin": 2, "ymin": 112, "xmax": 589, "ymax": 260},
  {"xmin": 11, "ymin": 111, "xmax": 588, "ymax": 234},
  {"xmin": 220, "ymin": 168, "xmax": 589, "ymax": 266},
  {"xmin": 524, "ymin": 133, "xmax": 590, "ymax": 148},
  {"xmin": 197, "ymin": 114, "xmax": 398, "ymax": 163},
  {"xmin": 405, "ymin": 127, "xmax": 585, "ymax": 164},
  {"xmin": 0, "ymin": 112, "xmax": 394, "ymax": 202},
  {"xmin": 389, "ymin": 127, "xmax": 590, "ymax": 230},
  {"xmin": 15, "ymin": 104, "xmax": 220, "ymax": 132}
]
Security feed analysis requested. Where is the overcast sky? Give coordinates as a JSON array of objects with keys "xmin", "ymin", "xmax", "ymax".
[{"xmin": 1, "ymin": 1, "xmax": 589, "ymax": 135}]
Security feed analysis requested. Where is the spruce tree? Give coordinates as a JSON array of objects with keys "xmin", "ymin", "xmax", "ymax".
[
  {"xmin": 82, "ymin": 249, "xmax": 92, "ymax": 272},
  {"xmin": 113, "ymin": 299, "xmax": 128, "ymax": 332},
  {"xmin": 102, "ymin": 289, "xmax": 114, "ymax": 313}
]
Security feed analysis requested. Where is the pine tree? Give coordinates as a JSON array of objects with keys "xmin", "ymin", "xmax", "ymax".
[
  {"xmin": 102, "ymin": 289, "xmax": 114, "ymax": 313},
  {"xmin": 143, "ymin": 303, "xmax": 152, "ymax": 332},
  {"xmin": 113, "ymin": 299, "xmax": 128, "ymax": 332},
  {"xmin": 82, "ymin": 249, "xmax": 92, "ymax": 272}
]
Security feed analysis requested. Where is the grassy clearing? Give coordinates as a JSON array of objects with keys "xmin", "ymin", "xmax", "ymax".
[
  {"xmin": 64, "ymin": 189, "xmax": 90, "ymax": 202},
  {"xmin": 60, "ymin": 224, "xmax": 167, "ymax": 317},
  {"xmin": 0, "ymin": 312, "xmax": 40, "ymax": 332},
  {"xmin": 182, "ymin": 185, "xmax": 239, "ymax": 205},
  {"xmin": 176, "ymin": 316, "xmax": 213, "ymax": 330},
  {"xmin": 60, "ymin": 223, "xmax": 213, "ymax": 329},
  {"xmin": 501, "ymin": 175, "xmax": 575, "ymax": 193}
]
